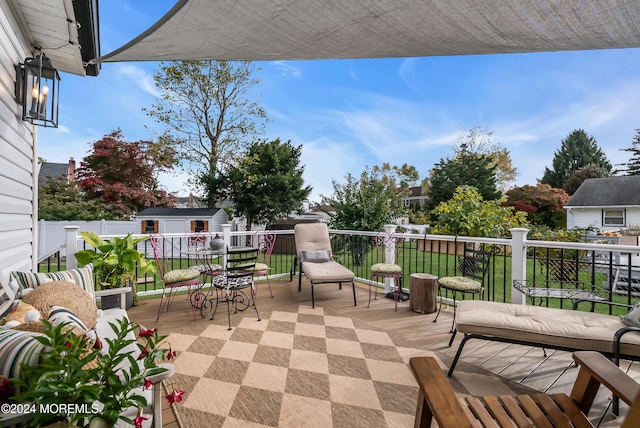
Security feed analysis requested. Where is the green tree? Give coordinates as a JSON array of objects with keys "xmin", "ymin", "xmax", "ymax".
[
  {"xmin": 426, "ymin": 144, "xmax": 500, "ymax": 211},
  {"xmin": 431, "ymin": 186, "xmax": 528, "ymax": 237},
  {"xmin": 38, "ymin": 178, "xmax": 117, "ymax": 220},
  {"xmin": 223, "ymin": 139, "xmax": 311, "ymax": 230},
  {"xmin": 453, "ymin": 126, "xmax": 518, "ymax": 191},
  {"xmin": 616, "ymin": 129, "xmax": 640, "ymax": 176},
  {"xmin": 540, "ymin": 129, "xmax": 612, "ymax": 188},
  {"xmin": 563, "ymin": 164, "xmax": 612, "ymax": 195},
  {"xmin": 323, "ymin": 163, "xmax": 418, "ymax": 231},
  {"xmin": 503, "ymin": 184, "xmax": 569, "ymax": 228},
  {"xmin": 145, "ymin": 61, "xmax": 267, "ymax": 204},
  {"xmin": 76, "ymin": 129, "xmax": 176, "ymax": 218}
]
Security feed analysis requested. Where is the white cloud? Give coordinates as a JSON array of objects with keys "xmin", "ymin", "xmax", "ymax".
[
  {"xmin": 270, "ymin": 61, "xmax": 302, "ymax": 77},
  {"xmin": 118, "ymin": 64, "xmax": 161, "ymax": 97}
]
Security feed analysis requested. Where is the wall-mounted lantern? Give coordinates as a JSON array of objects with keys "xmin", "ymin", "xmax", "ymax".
[{"xmin": 15, "ymin": 53, "xmax": 60, "ymax": 128}]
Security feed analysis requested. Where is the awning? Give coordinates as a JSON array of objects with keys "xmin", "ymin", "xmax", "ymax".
[{"xmin": 95, "ymin": 0, "xmax": 640, "ymax": 63}]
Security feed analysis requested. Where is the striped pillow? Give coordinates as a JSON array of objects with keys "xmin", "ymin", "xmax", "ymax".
[
  {"xmin": 0, "ymin": 329, "xmax": 46, "ymax": 382},
  {"xmin": 11, "ymin": 264, "xmax": 95, "ymax": 300},
  {"xmin": 48, "ymin": 306, "xmax": 96, "ymax": 340}
]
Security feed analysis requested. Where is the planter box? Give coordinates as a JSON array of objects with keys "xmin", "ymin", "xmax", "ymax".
[
  {"xmin": 417, "ymin": 239, "xmax": 466, "ymax": 255},
  {"xmin": 101, "ymin": 290, "xmax": 133, "ymax": 310}
]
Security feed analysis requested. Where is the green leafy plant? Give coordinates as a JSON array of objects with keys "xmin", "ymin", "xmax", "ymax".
[
  {"xmin": 75, "ymin": 232, "xmax": 157, "ymax": 296},
  {"xmin": 431, "ymin": 186, "xmax": 528, "ymax": 238},
  {"xmin": 11, "ymin": 318, "xmax": 181, "ymax": 428}
]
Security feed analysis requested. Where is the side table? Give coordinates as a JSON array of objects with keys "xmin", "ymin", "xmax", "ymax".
[{"xmin": 409, "ymin": 273, "xmax": 438, "ymax": 314}]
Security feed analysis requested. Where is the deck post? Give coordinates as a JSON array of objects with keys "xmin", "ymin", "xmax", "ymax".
[
  {"xmin": 509, "ymin": 228, "xmax": 529, "ymax": 304},
  {"xmin": 65, "ymin": 225, "xmax": 80, "ymax": 269}
]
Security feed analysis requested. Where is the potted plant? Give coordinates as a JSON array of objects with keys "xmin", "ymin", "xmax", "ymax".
[
  {"xmin": 75, "ymin": 232, "xmax": 157, "ymax": 309},
  {"xmin": 9, "ymin": 318, "xmax": 182, "ymax": 427}
]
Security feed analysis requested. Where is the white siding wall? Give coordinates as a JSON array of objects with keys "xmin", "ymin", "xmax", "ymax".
[
  {"xmin": 0, "ymin": 4, "xmax": 37, "ymax": 286},
  {"xmin": 568, "ymin": 207, "xmax": 640, "ymax": 230}
]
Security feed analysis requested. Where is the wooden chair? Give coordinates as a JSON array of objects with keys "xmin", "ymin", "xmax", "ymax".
[{"xmin": 410, "ymin": 351, "xmax": 640, "ymax": 428}]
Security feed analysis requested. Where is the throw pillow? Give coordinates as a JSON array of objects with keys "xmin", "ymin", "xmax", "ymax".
[
  {"xmin": 300, "ymin": 249, "xmax": 332, "ymax": 263},
  {"xmin": 0, "ymin": 329, "xmax": 46, "ymax": 381},
  {"xmin": 11, "ymin": 264, "xmax": 95, "ymax": 300},
  {"xmin": 0, "ymin": 301, "xmax": 41, "ymax": 328},
  {"xmin": 621, "ymin": 301, "xmax": 640, "ymax": 327},
  {"xmin": 23, "ymin": 281, "xmax": 98, "ymax": 330},
  {"xmin": 48, "ymin": 306, "xmax": 96, "ymax": 340}
]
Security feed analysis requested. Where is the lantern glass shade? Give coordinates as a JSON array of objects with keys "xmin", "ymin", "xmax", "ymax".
[{"xmin": 15, "ymin": 53, "xmax": 60, "ymax": 128}]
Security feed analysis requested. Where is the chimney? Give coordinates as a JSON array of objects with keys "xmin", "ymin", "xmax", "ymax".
[{"xmin": 68, "ymin": 157, "xmax": 76, "ymax": 183}]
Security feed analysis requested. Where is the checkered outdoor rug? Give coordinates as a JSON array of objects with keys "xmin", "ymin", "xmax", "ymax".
[{"xmin": 165, "ymin": 305, "xmax": 529, "ymax": 428}]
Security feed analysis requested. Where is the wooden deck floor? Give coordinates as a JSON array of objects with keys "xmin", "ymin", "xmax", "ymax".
[{"xmin": 127, "ymin": 277, "xmax": 640, "ymax": 427}]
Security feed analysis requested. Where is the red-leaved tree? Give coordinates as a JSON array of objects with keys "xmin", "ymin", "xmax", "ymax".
[
  {"xmin": 77, "ymin": 129, "xmax": 176, "ymax": 218},
  {"xmin": 502, "ymin": 184, "xmax": 569, "ymax": 228}
]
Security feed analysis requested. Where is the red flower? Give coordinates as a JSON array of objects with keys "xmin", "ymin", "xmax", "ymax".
[
  {"xmin": 165, "ymin": 389, "xmax": 185, "ymax": 405},
  {"xmin": 93, "ymin": 337, "xmax": 103, "ymax": 350},
  {"xmin": 137, "ymin": 347, "xmax": 150, "ymax": 360},
  {"xmin": 166, "ymin": 348, "xmax": 177, "ymax": 360},
  {"xmin": 138, "ymin": 328, "xmax": 156, "ymax": 338},
  {"xmin": 143, "ymin": 378, "xmax": 154, "ymax": 390},
  {"xmin": 134, "ymin": 414, "xmax": 149, "ymax": 428}
]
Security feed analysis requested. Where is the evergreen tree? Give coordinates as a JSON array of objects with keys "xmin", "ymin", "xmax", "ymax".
[
  {"xmin": 426, "ymin": 144, "xmax": 500, "ymax": 211},
  {"xmin": 616, "ymin": 129, "xmax": 640, "ymax": 176},
  {"xmin": 540, "ymin": 129, "xmax": 612, "ymax": 188},
  {"xmin": 223, "ymin": 139, "xmax": 311, "ymax": 230},
  {"xmin": 38, "ymin": 178, "xmax": 117, "ymax": 221}
]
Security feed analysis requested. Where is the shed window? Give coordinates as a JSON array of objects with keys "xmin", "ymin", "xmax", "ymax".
[
  {"xmin": 191, "ymin": 220, "xmax": 208, "ymax": 232},
  {"xmin": 603, "ymin": 209, "xmax": 625, "ymax": 226},
  {"xmin": 141, "ymin": 220, "xmax": 158, "ymax": 234}
]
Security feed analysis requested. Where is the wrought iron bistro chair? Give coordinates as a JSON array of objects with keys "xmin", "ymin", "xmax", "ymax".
[
  {"xmin": 369, "ymin": 230, "xmax": 405, "ymax": 310},
  {"xmin": 242, "ymin": 230, "xmax": 276, "ymax": 298},
  {"xmin": 150, "ymin": 234, "xmax": 202, "ymax": 321},
  {"xmin": 200, "ymin": 247, "xmax": 261, "ymax": 330},
  {"xmin": 433, "ymin": 243, "xmax": 498, "ymax": 336}
]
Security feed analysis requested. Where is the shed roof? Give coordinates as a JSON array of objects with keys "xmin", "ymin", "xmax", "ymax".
[
  {"xmin": 565, "ymin": 176, "xmax": 640, "ymax": 207},
  {"xmin": 137, "ymin": 207, "xmax": 221, "ymax": 217}
]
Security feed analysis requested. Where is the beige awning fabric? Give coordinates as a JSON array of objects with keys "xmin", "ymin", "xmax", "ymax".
[{"xmin": 95, "ymin": 0, "xmax": 640, "ymax": 63}]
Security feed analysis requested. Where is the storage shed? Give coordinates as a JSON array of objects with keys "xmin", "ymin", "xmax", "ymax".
[{"xmin": 137, "ymin": 208, "xmax": 228, "ymax": 234}]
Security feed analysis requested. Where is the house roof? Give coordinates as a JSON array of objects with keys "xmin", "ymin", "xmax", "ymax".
[
  {"xmin": 38, "ymin": 162, "xmax": 68, "ymax": 184},
  {"xmin": 565, "ymin": 176, "xmax": 640, "ymax": 207},
  {"xmin": 96, "ymin": 0, "xmax": 640, "ymax": 63},
  {"xmin": 137, "ymin": 207, "xmax": 221, "ymax": 217}
]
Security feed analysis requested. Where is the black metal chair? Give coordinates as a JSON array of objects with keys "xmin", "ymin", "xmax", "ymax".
[
  {"xmin": 200, "ymin": 247, "xmax": 261, "ymax": 330},
  {"xmin": 433, "ymin": 243, "xmax": 497, "ymax": 339}
]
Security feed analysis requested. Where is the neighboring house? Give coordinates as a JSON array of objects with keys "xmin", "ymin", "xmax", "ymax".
[
  {"xmin": 137, "ymin": 208, "xmax": 229, "ymax": 235},
  {"xmin": 404, "ymin": 185, "xmax": 428, "ymax": 208},
  {"xmin": 173, "ymin": 195, "xmax": 206, "ymax": 209},
  {"xmin": 565, "ymin": 176, "xmax": 640, "ymax": 231},
  {"xmin": 0, "ymin": 1, "xmax": 99, "ymax": 284},
  {"xmin": 305, "ymin": 204, "xmax": 334, "ymax": 222},
  {"xmin": 38, "ymin": 158, "xmax": 76, "ymax": 185}
]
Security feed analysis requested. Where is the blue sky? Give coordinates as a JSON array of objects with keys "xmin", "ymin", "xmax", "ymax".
[{"xmin": 39, "ymin": 1, "xmax": 640, "ymax": 203}]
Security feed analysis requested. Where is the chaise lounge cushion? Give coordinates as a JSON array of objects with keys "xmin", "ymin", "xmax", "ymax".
[
  {"xmin": 301, "ymin": 260, "xmax": 354, "ymax": 283},
  {"xmin": 456, "ymin": 300, "xmax": 640, "ymax": 357},
  {"xmin": 621, "ymin": 301, "xmax": 640, "ymax": 327}
]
